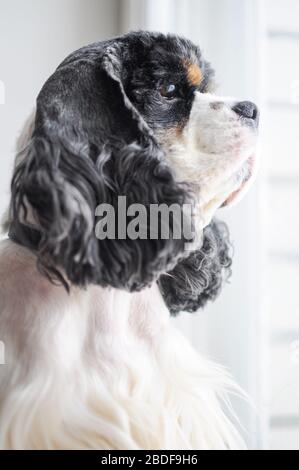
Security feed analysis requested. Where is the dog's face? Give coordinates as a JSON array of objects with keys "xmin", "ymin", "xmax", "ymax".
[
  {"xmin": 122, "ymin": 36, "xmax": 258, "ymax": 225},
  {"xmin": 10, "ymin": 32, "xmax": 259, "ymax": 312}
]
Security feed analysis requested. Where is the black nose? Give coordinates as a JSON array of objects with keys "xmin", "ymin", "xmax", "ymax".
[{"xmin": 232, "ymin": 101, "xmax": 259, "ymax": 121}]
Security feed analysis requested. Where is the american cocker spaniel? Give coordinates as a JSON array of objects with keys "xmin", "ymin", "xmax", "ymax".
[{"xmin": 0, "ymin": 31, "xmax": 259, "ymax": 449}]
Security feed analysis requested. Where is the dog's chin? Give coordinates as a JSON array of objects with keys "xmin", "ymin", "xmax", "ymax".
[
  {"xmin": 198, "ymin": 151, "xmax": 257, "ymax": 229},
  {"xmin": 221, "ymin": 154, "xmax": 257, "ymax": 208}
]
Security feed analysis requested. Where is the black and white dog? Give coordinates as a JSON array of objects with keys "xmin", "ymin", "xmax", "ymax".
[{"xmin": 0, "ymin": 32, "xmax": 258, "ymax": 449}]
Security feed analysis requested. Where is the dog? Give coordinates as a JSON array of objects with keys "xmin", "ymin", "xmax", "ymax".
[{"xmin": 0, "ymin": 31, "xmax": 259, "ymax": 449}]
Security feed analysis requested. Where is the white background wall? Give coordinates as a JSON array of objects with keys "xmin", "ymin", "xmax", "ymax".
[{"xmin": 263, "ymin": 0, "xmax": 299, "ymax": 450}]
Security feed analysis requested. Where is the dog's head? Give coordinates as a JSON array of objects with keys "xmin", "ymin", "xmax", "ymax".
[{"xmin": 9, "ymin": 32, "xmax": 259, "ymax": 312}]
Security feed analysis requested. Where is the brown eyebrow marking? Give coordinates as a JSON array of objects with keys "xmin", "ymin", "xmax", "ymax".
[{"xmin": 184, "ymin": 61, "xmax": 203, "ymax": 86}]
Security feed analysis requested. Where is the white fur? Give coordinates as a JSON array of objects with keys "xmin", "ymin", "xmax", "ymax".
[
  {"xmin": 0, "ymin": 240, "xmax": 245, "ymax": 450},
  {"xmin": 164, "ymin": 92, "xmax": 258, "ymax": 227}
]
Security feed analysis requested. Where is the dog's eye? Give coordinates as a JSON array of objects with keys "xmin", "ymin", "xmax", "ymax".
[{"xmin": 159, "ymin": 84, "xmax": 177, "ymax": 99}]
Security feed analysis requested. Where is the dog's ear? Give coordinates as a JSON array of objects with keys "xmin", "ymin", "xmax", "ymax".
[
  {"xmin": 11, "ymin": 40, "xmax": 193, "ymax": 290},
  {"xmin": 158, "ymin": 220, "xmax": 232, "ymax": 315}
]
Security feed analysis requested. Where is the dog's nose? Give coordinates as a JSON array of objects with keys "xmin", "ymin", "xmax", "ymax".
[{"xmin": 232, "ymin": 101, "xmax": 259, "ymax": 122}]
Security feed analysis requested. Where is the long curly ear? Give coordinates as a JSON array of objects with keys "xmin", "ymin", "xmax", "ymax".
[
  {"xmin": 158, "ymin": 220, "xmax": 232, "ymax": 315},
  {"xmin": 10, "ymin": 39, "xmax": 193, "ymax": 290}
]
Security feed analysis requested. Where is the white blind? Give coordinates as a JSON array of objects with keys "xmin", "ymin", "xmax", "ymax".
[{"xmin": 265, "ymin": 0, "xmax": 299, "ymax": 450}]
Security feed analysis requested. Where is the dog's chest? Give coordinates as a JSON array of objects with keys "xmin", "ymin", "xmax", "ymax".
[{"xmin": 0, "ymin": 242, "xmax": 243, "ymax": 449}]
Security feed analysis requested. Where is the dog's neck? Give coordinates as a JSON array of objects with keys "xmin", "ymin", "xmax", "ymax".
[
  {"xmin": 7, "ymin": 222, "xmax": 170, "ymax": 337},
  {"xmin": 4, "ymin": 230, "xmax": 170, "ymax": 347},
  {"xmin": 87, "ymin": 282, "xmax": 170, "ymax": 345}
]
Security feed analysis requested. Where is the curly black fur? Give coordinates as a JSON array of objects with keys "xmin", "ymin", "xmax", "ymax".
[
  {"xmin": 10, "ymin": 31, "xmax": 232, "ymax": 311},
  {"xmin": 158, "ymin": 221, "xmax": 232, "ymax": 315},
  {"xmin": 11, "ymin": 33, "xmax": 198, "ymax": 291}
]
